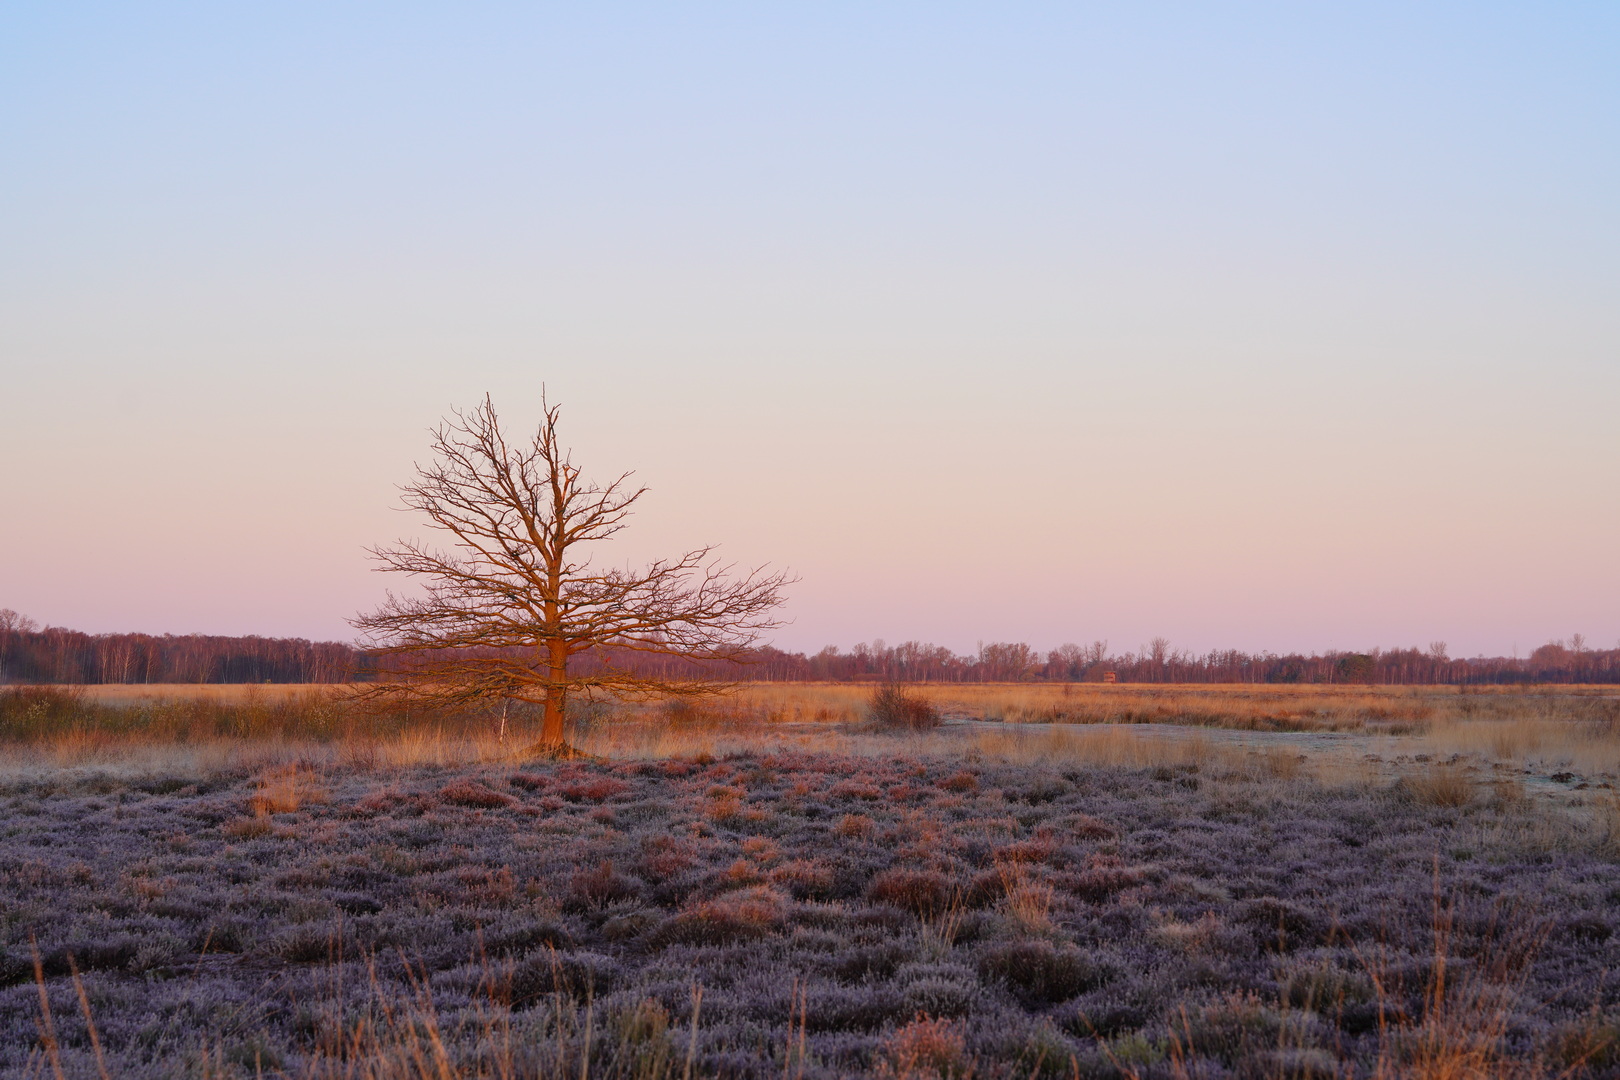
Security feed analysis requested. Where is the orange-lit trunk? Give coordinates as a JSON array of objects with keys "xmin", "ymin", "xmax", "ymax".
[{"xmin": 541, "ymin": 640, "xmax": 568, "ymax": 746}]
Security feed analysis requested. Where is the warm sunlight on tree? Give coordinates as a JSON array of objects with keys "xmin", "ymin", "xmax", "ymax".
[{"xmin": 353, "ymin": 395, "xmax": 792, "ymax": 753}]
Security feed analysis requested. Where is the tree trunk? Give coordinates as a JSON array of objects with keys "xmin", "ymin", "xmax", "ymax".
[
  {"xmin": 541, "ymin": 688, "xmax": 565, "ymax": 747},
  {"xmin": 540, "ymin": 642, "xmax": 569, "ymax": 747}
]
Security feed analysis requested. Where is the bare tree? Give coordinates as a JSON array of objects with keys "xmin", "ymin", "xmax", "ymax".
[{"xmin": 353, "ymin": 395, "xmax": 793, "ymax": 752}]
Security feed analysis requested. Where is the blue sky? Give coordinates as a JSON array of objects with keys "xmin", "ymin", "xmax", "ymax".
[{"xmin": 2, "ymin": 3, "xmax": 1617, "ymax": 655}]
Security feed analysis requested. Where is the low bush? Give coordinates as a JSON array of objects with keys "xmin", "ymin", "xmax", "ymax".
[
  {"xmin": 867, "ymin": 868, "xmax": 954, "ymax": 919},
  {"xmin": 651, "ymin": 886, "xmax": 788, "ymax": 946},
  {"xmin": 869, "ymin": 682, "xmax": 942, "ymax": 731},
  {"xmin": 439, "ymin": 779, "xmax": 512, "ymax": 808},
  {"xmin": 979, "ymin": 939, "xmax": 1109, "ymax": 1006}
]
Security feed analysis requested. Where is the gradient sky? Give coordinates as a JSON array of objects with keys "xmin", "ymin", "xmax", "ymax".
[{"xmin": 2, "ymin": 3, "xmax": 1617, "ymax": 658}]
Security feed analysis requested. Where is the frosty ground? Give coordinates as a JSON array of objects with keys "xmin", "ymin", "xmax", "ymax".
[{"xmin": 4, "ymin": 717, "xmax": 1620, "ymax": 1078}]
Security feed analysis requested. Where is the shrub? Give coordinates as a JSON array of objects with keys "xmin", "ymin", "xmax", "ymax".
[
  {"xmin": 869, "ymin": 682, "xmax": 942, "ymax": 731},
  {"xmin": 0, "ymin": 686, "xmax": 87, "ymax": 738},
  {"xmin": 979, "ymin": 940, "xmax": 1109, "ymax": 1006},
  {"xmin": 439, "ymin": 779, "xmax": 512, "ymax": 808},
  {"xmin": 652, "ymin": 886, "xmax": 788, "ymax": 946},
  {"xmin": 558, "ymin": 776, "xmax": 631, "ymax": 803},
  {"xmin": 511, "ymin": 949, "xmax": 622, "ymax": 1005},
  {"xmin": 566, "ymin": 860, "xmax": 639, "ymax": 911},
  {"xmin": 453, "ymin": 864, "xmax": 518, "ymax": 906},
  {"xmin": 903, "ymin": 975, "xmax": 979, "ymax": 1018},
  {"xmin": 868, "ymin": 868, "xmax": 954, "ymax": 919},
  {"xmin": 803, "ymin": 984, "xmax": 909, "ymax": 1032},
  {"xmin": 1063, "ymin": 855, "xmax": 1148, "ymax": 902},
  {"xmin": 1066, "ymin": 813, "xmax": 1115, "ymax": 840},
  {"xmin": 833, "ymin": 941, "xmax": 911, "ymax": 983},
  {"xmin": 638, "ymin": 836, "xmax": 697, "ymax": 881},
  {"xmin": 1234, "ymin": 896, "xmax": 1328, "ymax": 952},
  {"xmin": 484, "ymin": 919, "xmax": 571, "ymax": 956},
  {"xmin": 1180, "ymin": 992, "xmax": 1287, "ymax": 1065},
  {"xmin": 770, "ymin": 859, "xmax": 836, "ymax": 899},
  {"xmin": 835, "ymin": 813, "xmax": 875, "ymax": 838}
]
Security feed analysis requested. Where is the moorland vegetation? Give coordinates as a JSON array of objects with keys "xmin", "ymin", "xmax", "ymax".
[{"xmin": 3, "ymin": 681, "xmax": 1620, "ymax": 1077}]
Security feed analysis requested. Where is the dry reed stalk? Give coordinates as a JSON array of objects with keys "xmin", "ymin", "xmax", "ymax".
[
  {"xmin": 68, "ymin": 957, "xmax": 110, "ymax": 1080},
  {"xmin": 682, "ymin": 984, "xmax": 703, "ymax": 1080},
  {"xmin": 30, "ymin": 937, "xmax": 64, "ymax": 1080}
]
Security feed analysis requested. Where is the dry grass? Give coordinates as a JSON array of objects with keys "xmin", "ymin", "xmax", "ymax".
[
  {"xmin": 248, "ymin": 763, "xmax": 330, "ymax": 815},
  {"xmin": 730, "ymin": 682, "xmax": 1612, "ymax": 733},
  {"xmin": 73, "ymin": 683, "xmax": 339, "ymax": 706},
  {"xmin": 8, "ymin": 682, "xmax": 1620, "ymax": 845},
  {"xmin": 1403, "ymin": 766, "xmax": 1477, "ymax": 809}
]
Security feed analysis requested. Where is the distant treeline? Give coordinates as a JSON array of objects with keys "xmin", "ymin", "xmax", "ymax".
[
  {"xmin": 0, "ymin": 614, "xmax": 353, "ymax": 684},
  {"xmin": 746, "ymin": 638, "xmax": 1620, "ymax": 686},
  {"xmin": 2, "ymin": 609, "xmax": 1616, "ymax": 686}
]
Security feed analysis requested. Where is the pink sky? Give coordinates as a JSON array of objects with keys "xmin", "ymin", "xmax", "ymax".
[{"xmin": 2, "ymin": 6, "xmax": 1616, "ymax": 657}]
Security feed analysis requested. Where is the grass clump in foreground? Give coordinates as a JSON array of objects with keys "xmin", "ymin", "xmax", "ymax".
[{"xmin": 4, "ymin": 716, "xmax": 1620, "ymax": 1078}]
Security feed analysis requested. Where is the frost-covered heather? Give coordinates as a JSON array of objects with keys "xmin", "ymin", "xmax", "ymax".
[{"xmin": 3, "ymin": 746, "xmax": 1620, "ymax": 1078}]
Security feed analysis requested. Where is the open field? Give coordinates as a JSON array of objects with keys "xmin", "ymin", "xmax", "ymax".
[
  {"xmin": 24, "ymin": 681, "xmax": 1620, "ymax": 789},
  {"xmin": 4, "ymin": 684, "xmax": 1620, "ymax": 1077}
]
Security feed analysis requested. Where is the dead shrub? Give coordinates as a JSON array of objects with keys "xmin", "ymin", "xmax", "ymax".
[
  {"xmin": 770, "ymin": 859, "xmax": 836, "ymax": 899},
  {"xmin": 995, "ymin": 834, "xmax": 1055, "ymax": 865},
  {"xmin": 353, "ymin": 789, "xmax": 427, "ymax": 816},
  {"xmin": 870, "ymin": 682, "xmax": 943, "ymax": 731},
  {"xmin": 566, "ymin": 861, "xmax": 639, "ymax": 911},
  {"xmin": 831, "ymin": 778, "xmax": 884, "ymax": 801},
  {"xmin": 638, "ymin": 836, "xmax": 696, "ymax": 881},
  {"xmin": 652, "ymin": 886, "xmax": 788, "ymax": 946},
  {"xmin": 938, "ymin": 772, "xmax": 978, "ymax": 794},
  {"xmin": 835, "ymin": 813, "xmax": 876, "ymax": 838},
  {"xmin": 740, "ymin": 836, "xmax": 780, "ymax": 862},
  {"xmin": 705, "ymin": 790, "xmax": 746, "ymax": 823},
  {"xmin": 438, "ymin": 779, "xmax": 511, "ymax": 808},
  {"xmin": 1063, "ymin": 855, "xmax": 1148, "ymax": 903},
  {"xmin": 723, "ymin": 858, "xmax": 765, "ymax": 886},
  {"xmin": 557, "ymin": 776, "xmax": 631, "ymax": 803},
  {"xmin": 868, "ymin": 868, "xmax": 954, "ymax": 919}
]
